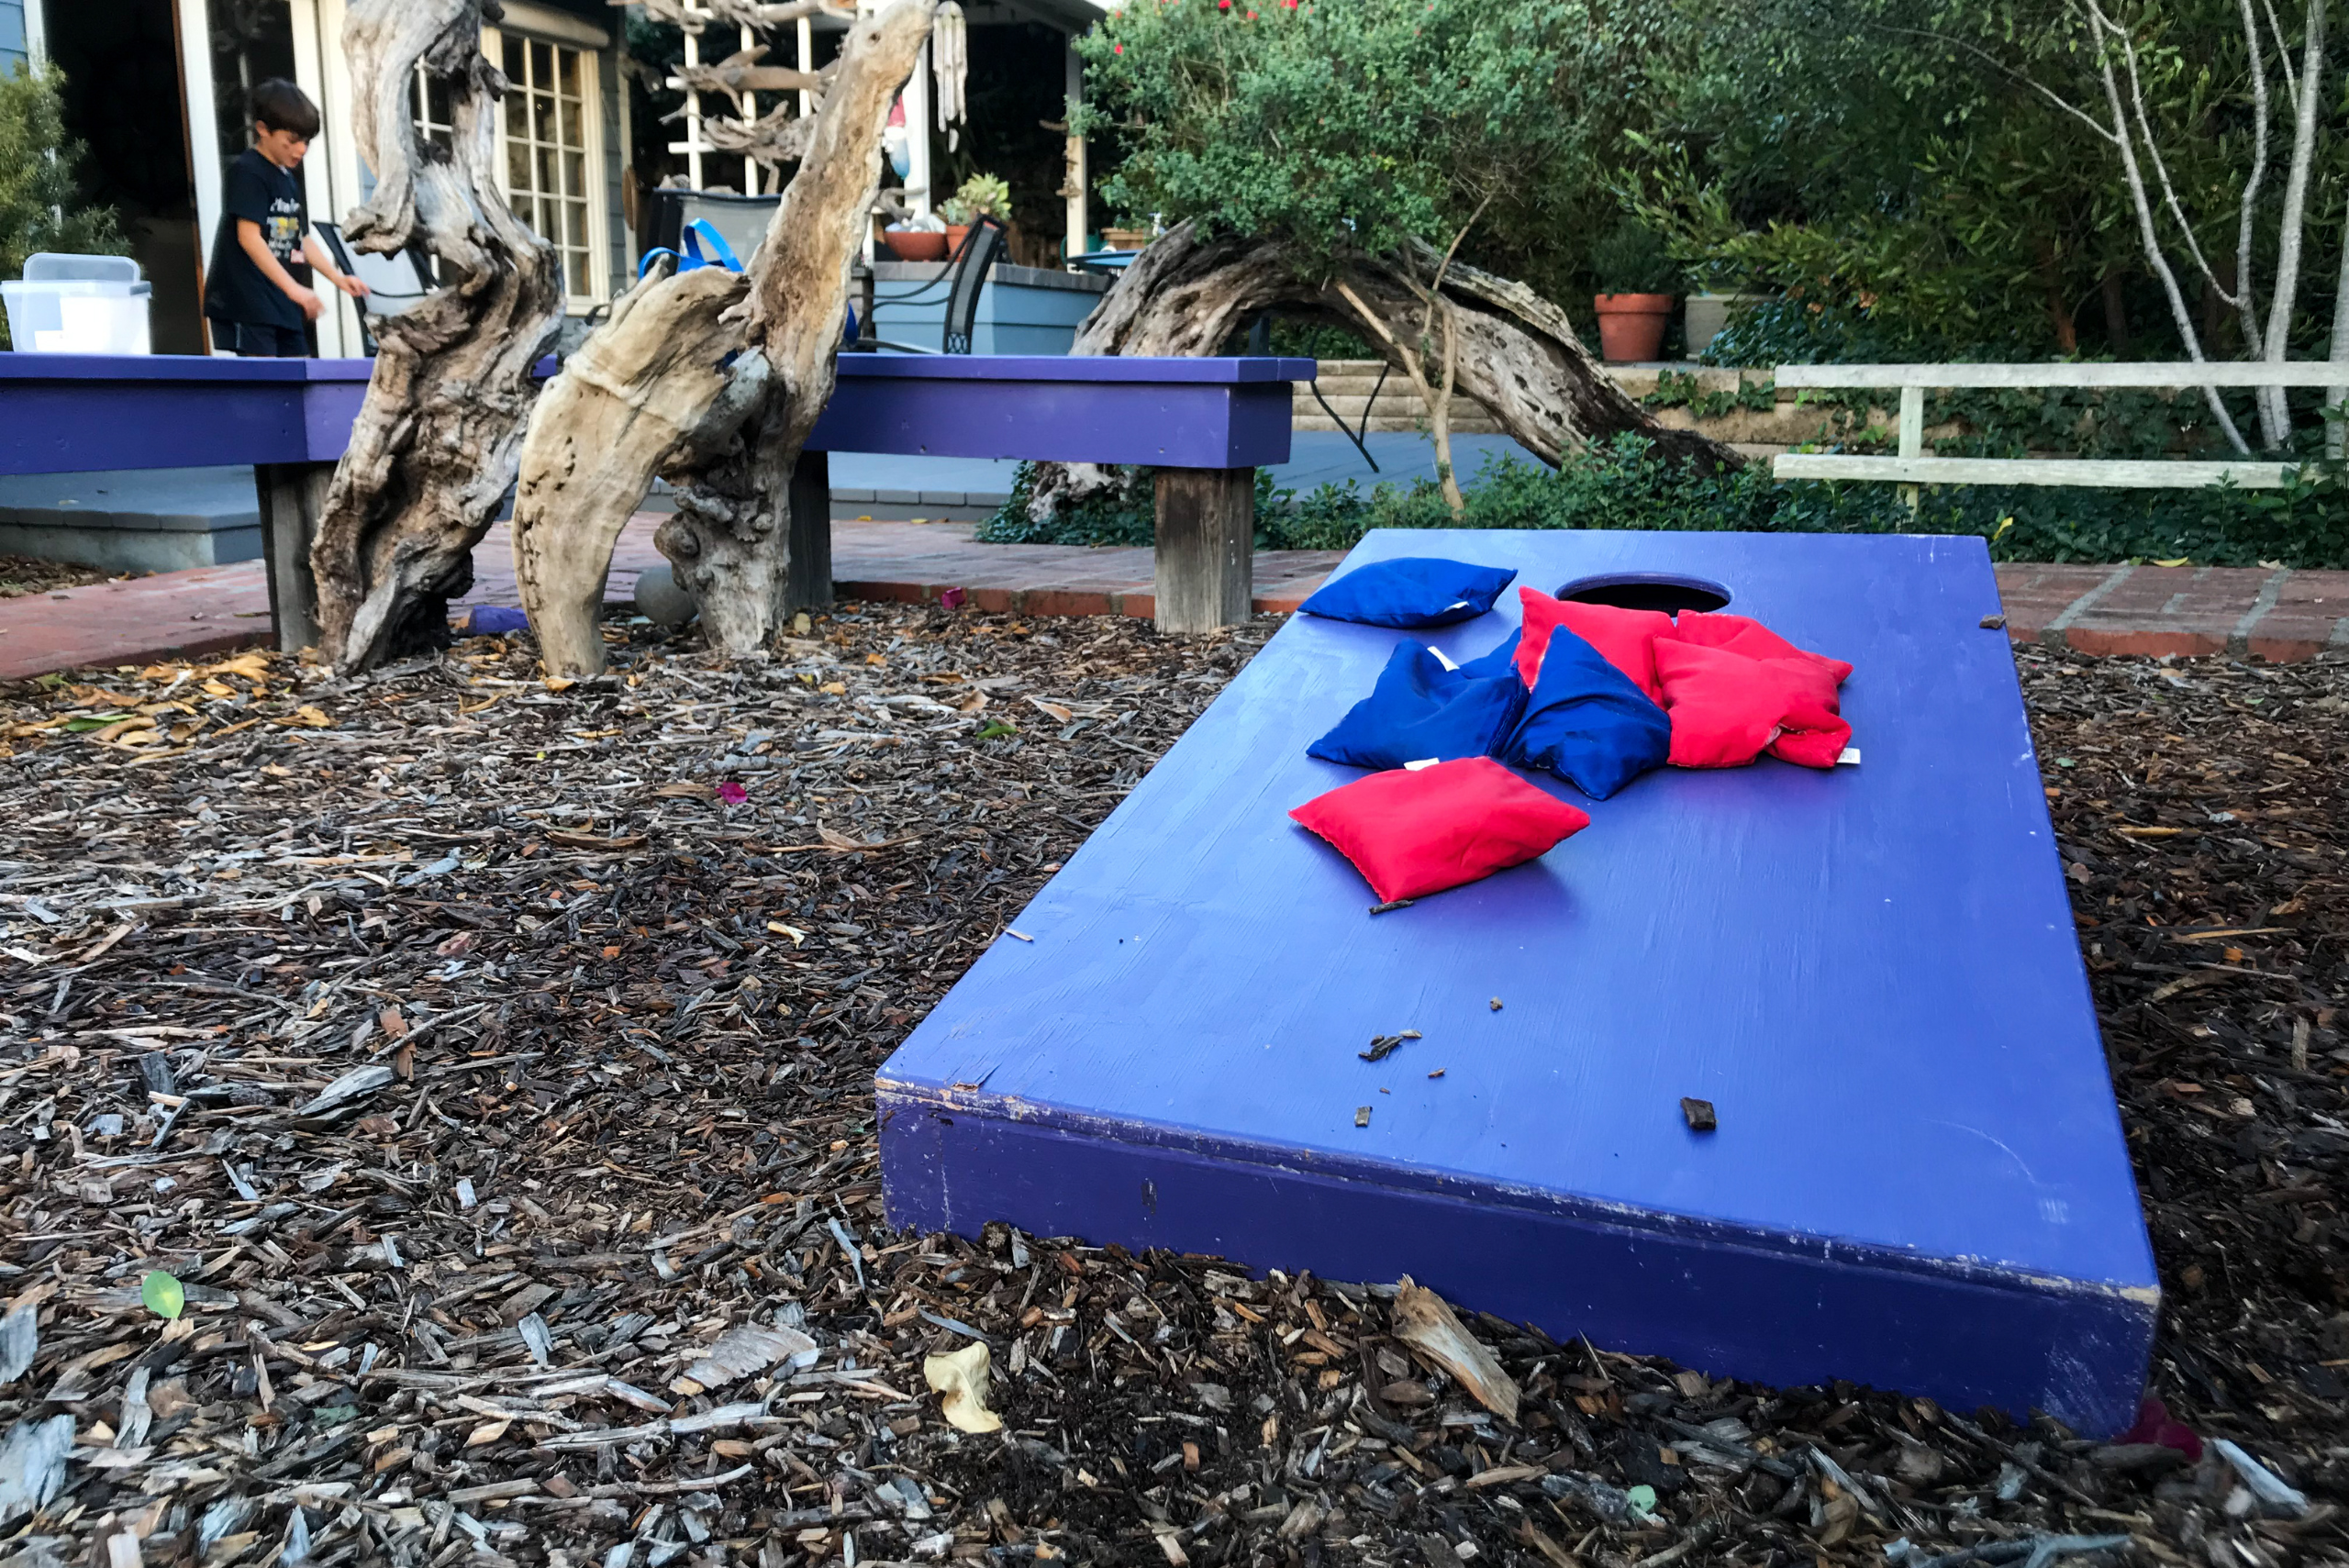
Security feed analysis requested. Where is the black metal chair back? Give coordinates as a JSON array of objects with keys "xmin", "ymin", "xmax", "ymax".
[
  {"xmin": 941, "ymin": 217, "xmax": 1006, "ymax": 354},
  {"xmin": 311, "ymin": 222, "xmax": 438, "ymax": 358}
]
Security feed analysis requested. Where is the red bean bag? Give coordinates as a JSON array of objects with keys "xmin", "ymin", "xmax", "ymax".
[
  {"xmin": 1653, "ymin": 640, "xmax": 1852, "ymax": 770},
  {"xmin": 1289, "ymin": 757, "xmax": 1591, "ymax": 903},
  {"xmin": 1516, "ymin": 589, "xmax": 1674, "ymax": 704},
  {"xmin": 1669, "ymin": 610, "xmax": 1854, "ymax": 685}
]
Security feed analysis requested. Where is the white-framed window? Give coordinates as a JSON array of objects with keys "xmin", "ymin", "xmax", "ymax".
[
  {"xmin": 499, "ymin": 33, "xmax": 603, "ymax": 311},
  {"xmin": 412, "ymin": 66, "xmax": 456, "ymax": 154}
]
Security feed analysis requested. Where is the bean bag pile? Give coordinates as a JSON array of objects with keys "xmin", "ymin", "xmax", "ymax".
[{"xmin": 1294, "ymin": 564, "xmax": 1854, "ymax": 902}]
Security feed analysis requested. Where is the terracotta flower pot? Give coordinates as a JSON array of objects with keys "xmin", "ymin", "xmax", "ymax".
[
  {"xmin": 944, "ymin": 224, "xmax": 972, "ymax": 256},
  {"xmin": 1593, "ymin": 293, "xmax": 1674, "ymax": 363},
  {"xmin": 883, "ymin": 228, "xmax": 948, "ymax": 262}
]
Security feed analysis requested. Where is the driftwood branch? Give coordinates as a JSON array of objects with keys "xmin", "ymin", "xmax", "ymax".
[
  {"xmin": 309, "ymin": 0, "xmax": 565, "ymax": 673},
  {"xmin": 624, "ymin": 0, "xmax": 852, "ymax": 32},
  {"xmin": 1023, "ymin": 221, "xmax": 1737, "ymax": 525},
  {"xmin": 510, "ymin": 261, "xmax": 750, "ymax": 677},
  {"xmin": 658, "ymin": 0, "xmax": 938, "ymax": 656},
  {"xmin": 701, "ymin": 101, "xmax": 821, "ymax": 167},
  {"xmin": 514, "ymin": 0, "xmax": 938, "ymax": 673}
]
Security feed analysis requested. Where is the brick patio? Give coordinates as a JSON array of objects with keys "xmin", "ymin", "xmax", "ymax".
[{"xmin": 1, "ymin": 519, "xmax": 2342, "ymax": 679}]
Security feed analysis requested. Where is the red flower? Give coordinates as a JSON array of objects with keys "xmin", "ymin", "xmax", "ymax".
[
  {"xmin": 717, "ymin": 781, "xmax": 749, "ymax": 805},
  {"xmin": 1113, "ymin": 41, "xmax": 1123, "ymax": 50}
]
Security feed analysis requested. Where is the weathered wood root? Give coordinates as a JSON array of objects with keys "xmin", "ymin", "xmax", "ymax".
[
  {"xmin": 510, "ymin": 262, "xmax": 751, "ymax": 678},
  {"xmin": 1025, "ymin": 221, "xmax": 1740, "ymax": 522},
  {"xmin": 652, "ymin": 0, "xmax": 939, "ymax": 658},
  {"xmin": 308, "ymin": 0, "xmax": 565, "ymax": 674}
]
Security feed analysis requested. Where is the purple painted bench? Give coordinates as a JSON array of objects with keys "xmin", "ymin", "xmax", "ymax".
[
  {"xmin": 0, "ymin": 355, "xmax": 373, "ymax": 647},
  {"xmin": 807, "ymin": 355, "xmax": 1313, "ymax": 631},
  {"xmin": 0, "ymin": 350, "xmax": 1313, "ymax": 643},
  {"xmin": 878, "ymin": 528, "xmax": 2157, "ymax": 1435}
]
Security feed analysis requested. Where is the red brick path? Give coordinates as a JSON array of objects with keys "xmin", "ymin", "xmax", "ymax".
[{"xmin": 2, "ymin": 520, "xmax": 2343, "ymax": 679}]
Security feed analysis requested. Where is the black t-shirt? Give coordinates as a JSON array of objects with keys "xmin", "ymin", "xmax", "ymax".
[{"xmin": 205, "ymin": 149, "xmax": 309, "ymax": 330}]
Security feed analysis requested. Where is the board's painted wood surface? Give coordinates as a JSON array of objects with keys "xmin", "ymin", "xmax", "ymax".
[{"xmin": 877, "ymin": 528, "xmax": 2157, "ymax": 1433}]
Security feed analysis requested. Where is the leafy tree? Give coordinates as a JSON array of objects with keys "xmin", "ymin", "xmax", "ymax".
[
  {"xmin": 0, "ymin": 63, "xmax": 126, "ymax": 349},
  {"xmin": 1627, "ymin": 0, "xmax": 2347, "ymax": 386},
  {"xmin": 1076, "ymin": 0, "xmax": 1681, "ymax": 302}
]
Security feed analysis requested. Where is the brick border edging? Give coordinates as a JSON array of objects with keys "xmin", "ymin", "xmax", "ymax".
[{"xmin": 1997, "ymin": 563, "xmax": 2349, "ymax": 662}]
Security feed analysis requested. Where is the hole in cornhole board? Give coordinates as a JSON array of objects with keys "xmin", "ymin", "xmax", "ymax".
[{"xmin": 1558, "ymin": 573, "xmax": 1730, "ymax": 614}]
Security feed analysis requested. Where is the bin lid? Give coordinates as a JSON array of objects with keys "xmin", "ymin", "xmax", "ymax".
[{"xmin": 23, "ymin": 253, "xmax": 143, "ymax": 284}]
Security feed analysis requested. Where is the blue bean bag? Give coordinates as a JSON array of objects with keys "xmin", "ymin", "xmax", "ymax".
[
  {"xmin": 1500, "ymin": 624, "xmax": 1671, "ymax": 799},
  {"xmin": 1309, "ymin": 642, "xmax": 1528, "ymax": 771},
  {"xmin": 1457, "ymin": 628, "xmax": 1521, "ymax": 682},
  {"xmin": 1299, "ymin": 558, "xmax": 1519, "ymax": 628}
]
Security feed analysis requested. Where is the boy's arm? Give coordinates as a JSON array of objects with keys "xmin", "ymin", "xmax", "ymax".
[
  {"xmin": 303, "ymin": 232, "xmax": 370, "ymax": 299},
  {"xmin": 238, "ymin": 219, "xmax": 323, "ymax": 322}
]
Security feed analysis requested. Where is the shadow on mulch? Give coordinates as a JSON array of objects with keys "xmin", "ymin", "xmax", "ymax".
[{"xmin": 0, "ymin": 615, "xmax": 2337, "ymax": 1568}]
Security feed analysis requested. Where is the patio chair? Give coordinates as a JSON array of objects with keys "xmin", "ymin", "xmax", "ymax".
[
  {"xmin": 312, "ymin": 222, "xmax": 439, "ymax": 357},
  {"xmin": 858, "ymin": 217, "xmax": 1006, "ymax": 355},
  {"xmin": 639, "ymin": 188, "xmax": 782, "ymax": 272}
]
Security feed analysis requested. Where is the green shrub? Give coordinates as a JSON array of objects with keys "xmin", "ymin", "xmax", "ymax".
[
  {"xmin": 0, "ymin": 63, "xmax": 126, "ymax": 350},
  {"xmin": 982, "ymin": 440, "xmax": 2349, "ymax": 569}
]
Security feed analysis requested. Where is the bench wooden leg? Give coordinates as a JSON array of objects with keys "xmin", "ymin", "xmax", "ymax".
[
  {"xmin": 254, "ymin": 461, "xmax": 332, "ymax": 655},
  {"xmin": 785, "ymin": 447, "xmax": 834, "ymax": 615},
  {"xmin": 1153, "ymin": 465, "xmax": 1253, "ymax": 634}
]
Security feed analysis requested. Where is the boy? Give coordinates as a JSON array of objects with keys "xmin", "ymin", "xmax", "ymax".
[{"xmin": 203, "ymin": 79, "xmax": 367, "ymax": 357}]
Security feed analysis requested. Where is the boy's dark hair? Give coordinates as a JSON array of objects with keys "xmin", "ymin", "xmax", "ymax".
[{"xmin": 250, "ymin": 79, "xmax": 321, "ymax": 140}]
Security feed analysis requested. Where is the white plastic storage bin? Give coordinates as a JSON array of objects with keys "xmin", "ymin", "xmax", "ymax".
[{"xmin": 2, "ymin": 253, "xmax": 153, "ymax": 355}]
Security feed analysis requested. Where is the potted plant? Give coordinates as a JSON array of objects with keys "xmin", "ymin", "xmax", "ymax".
[
  {"xmin": 941, "ymin": 172, "xmax": 1012, "ymax": 255},
  {"xmin": 882, "ymin": 222, "xmax": 948, "ymax": 262},
  {"xmin": 1589, "ymin": 220, "xmax": 1678, "ymax": 363}
]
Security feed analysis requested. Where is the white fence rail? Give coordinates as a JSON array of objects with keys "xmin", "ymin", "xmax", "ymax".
[{"xmin": 1769, "ymin": 362, "xmax": 2349, "ymax": 490}]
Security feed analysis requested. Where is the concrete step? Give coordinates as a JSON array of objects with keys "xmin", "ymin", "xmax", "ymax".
[{"xmin": 1294, "ymin": 414, "xmax": 1507, "ymax": 436}]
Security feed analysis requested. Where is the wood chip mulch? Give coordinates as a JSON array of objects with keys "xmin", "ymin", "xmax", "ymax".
[
  {"xmin": 0, "ymin": 611, "xmax": 2339, "ymax": 1568},
  {"xmin": 0, "ymin": 559, "xmax": 119, "ymax": 600}
]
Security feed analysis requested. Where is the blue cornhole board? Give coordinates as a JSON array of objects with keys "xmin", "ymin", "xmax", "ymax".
[{"xmin": 877, "ymin": 528, "xmax": 2155, "ymax": 1435}]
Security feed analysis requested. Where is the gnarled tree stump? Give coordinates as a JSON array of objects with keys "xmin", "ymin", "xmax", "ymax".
[
  {"xmin": 510, "ymin": 0, "xmax": 937, "ymax": 672},
  {"xmin": 1023, "ymin": 223, "xmax": 1740, "ymax": 524},
  {"xmin": 510, "ymin": 262, "xmax": 750, "ymax": 677},
  {"xmin": 308, "ymin": 0, "xmax": 566, "ymax": 675}
]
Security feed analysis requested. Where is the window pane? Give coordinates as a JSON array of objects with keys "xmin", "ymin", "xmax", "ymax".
[
  {"xmin": 507, "ymin": 139, "xmax": 530, "ymax": 191},
  {"xmin": 562, "ymin": 151, "xmax": 585, "ymax": 197},
  {"xmin": 504, "ymin": 36, "xmax": 524, "ymax": 81},
  {"xmin": 538, "ymin": 146, "xmax": 559, "ymax": 195},
  {"xmin": 533, "ymin": 92, "xmax": 557, "ymax": 144},
  {"xmin": 564, "ymin": 202, "xmax": 586, "ymax": 247},
  {"xmin": 556, "ymin": 48, "xmax": 580, "ymax": 99},
  {"xmin": 530, "ymin": 41, "xmax": 553, "ymax": 89}
]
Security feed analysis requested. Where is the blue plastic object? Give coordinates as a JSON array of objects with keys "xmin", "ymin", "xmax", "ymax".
[
  {"xmin": 1307, "ymin": 642, "xmax": 1527, "ymax": 772},
  {"xmin": 1499, "ymin": 624, "xmax": 1672, "ymax": 799},
  {"xmin": 637, "ymin": 218, "xmax": 747, "ymax": 281},
  {"xmin": 1299, "ymin": 556, "xmax": 1517, "ymax": 628},
  {"xmin": 463, "ymin": 605, "xmax": 529, "ymax": 636}
]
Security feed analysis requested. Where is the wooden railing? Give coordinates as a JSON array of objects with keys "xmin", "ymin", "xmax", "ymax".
[{"xmin": 1771, "ymin": 362, "xmax": 2349, "ymax": 489}]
